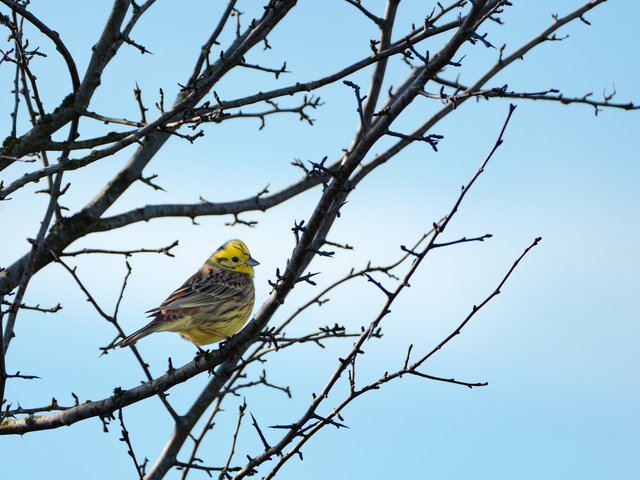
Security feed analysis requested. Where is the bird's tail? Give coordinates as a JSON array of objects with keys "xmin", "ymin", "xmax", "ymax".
[{"xmin": 112, "ymin": 322, "xmax": 160, "ymax": 349}]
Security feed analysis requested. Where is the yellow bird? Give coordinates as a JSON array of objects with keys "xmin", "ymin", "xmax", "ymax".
[{"xmin": 113, "ymin": 239, "xmax": 258, "ymax": 351}]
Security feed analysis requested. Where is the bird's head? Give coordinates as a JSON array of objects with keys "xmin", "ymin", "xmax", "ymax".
[{"xmin": 207, "ymin": 239, "xmax": 259, "ymax": 276}]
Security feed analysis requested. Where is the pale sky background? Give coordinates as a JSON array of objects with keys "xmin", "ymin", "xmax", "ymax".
[{"xmin": 1, "ymin": 1, "xmax": 638, "ymax": 479}]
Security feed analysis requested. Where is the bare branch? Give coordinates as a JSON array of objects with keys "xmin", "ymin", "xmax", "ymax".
[
  {"xmin": 118, "ymin": 408, "xmax": 147, "ymax": 479},
  {"xmin": 187, "ymin": 0, "xmax": 238, "ymax": 85},
  {"xmin": 1, "ymin": 300, "xmax": 62, "ymax": 314},
  {"xmin": 0, "ymin": 0, "xmax": 80, "ymax": 90},
  {"xmin": 429, "ymin": 77, "xmax": 638, "ymax": 112},
  {"xmin": 61, "ymin": 241, "xmax": 179, "ymax": 258},
  {"xmin": 220, "ymin": 401, "xmax": 246, "ymax": 480},
  {"xmin": 414, "ymin": 236, "xmax": 542, "ymax": 370}
]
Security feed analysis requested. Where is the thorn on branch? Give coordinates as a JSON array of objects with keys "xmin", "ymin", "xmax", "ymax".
[
  {"xmin": 546, "ymin": 33, "xmax": 569, "ymax": 42},
  {"xmin": 370, "ymin": 39, "xmax": 380, "ymax": 56},
  {"xmin": 259, "ymin": 327, "xmax": 279, "ymax": 350},
  {"xmin": 308, "ymin": 156, "xmax": 339, "ymax": 188},
  {"xmin": 291, "ymin": 158, "xmax": 310, "ymax": 176},
  {"xmin": 250, "ymin": 413, "xmax": 271, "ymax": 452},
  {"xmin": 258, "ymin": 369, "xmax": 292, "ymax": 398},
  {"xmin": 328, "ymin": 199, "xmax": 348, "ymax": 218},
  {"xmin": 138, "ymin": 173, "xmax": 165, "ymax": 191},
  {"xmin": 404, "ymin": 344, "xmax": 414, "ymax": 371},
  {"xmin": 291, "ymin": 219, "xmax": 306, "ymax": 244},
  {"xmin": 240, "ymin": 60, "xmax": 289, "ymax": 79},
  {"xmin": 133, "ymin": 83, "xmax": 148, "ymax": 123},
  {"xmin": 255, "ymin": 183, "xmax": 270, "ymax": 199},
  {"xmin": 268, "ymin": 268, "xmax": 286, "ymax": 291},
  {"xmin": 324, "ymin": 239, "xmax": 354, "ymax": 251},
  {"xmin": 406, "ymin": 42, "xmax": 430, "ymax": 64},
  {"xmin": 167, "ymin": 128, "xmax": 205, "ymax": 143},
  {"xmin": 99, "ymin": 414, "xmax": 112, "ymax": 433},
  {"xmin": 469, "ymin": 32, "xmax": 495, "ymax": 49},
  {"xmin": 155, "ymin": 88, "xmax": 164, "ymax": 113},
  {"xmin": 318, "ymin": 323, "xmax": 346, "ymax": 336},
  {"xmin": 400, "ymin": 245, "xmax": 423, "ymax": 258},
  {"xmin": 401, "ymin": 49, "xmax": 418, "ymax": 70},
  {"xmin": 385, "ymin": 130, "xmax": 443, "ymax": 151},
  {"xmin": 448, "ymin": 54, "xmax": 466, "ymax": 67},
  {"xmin": 579, "ymin": 14, "xmax": 591, "ymax": 26},
  {"xmin": 387, "ymin": 85, "xmax": 395, "ymax": 102},
  {"xmin": 295, "ymin": 271, "xmax": 320, "ymax": 286},
  {"xmin": 225, "ymin": 213, "xmax": 258, "ymax": 228},
  {"xmin": 0, "ymin": 155, "xmax": 36, "ymax": 164},
  {"xmin": 306, "ymin": 248, "xmax": 334, "ymax": 259},
  {"xmin": 489, "ymin": 12, "xmax": 505, "ymax": 25},
  {"xmin": 432, "ymin": 233, "xmax": 493, "ymax": 249},
  {"xmin": 231, "ymin": 8, "xmax": 242, "ymax": 38},
  {"xmin": 167, "ymin": 357, "xmax": 175, "ymax": 374},
  {"xmin": 311, "ymin": 413, "xmax": 349, "ymax": 430},
  {"xmin": 6, "ymin": 371, "xmax": 41, "ymax": 380},
  {"xmin": 268, "ymin": 422, "xmax": 298, "ymax": 431},
  {"xmin": 343, "ymin": 80, "xmax": 369, "ymax": 131},
  {"xmin": 362, "ymin": 272, "xmax": 392, "ymax": 297},
  {"xmin": 122, "ymin": 34, "xmax": 152, "ymax": 55},
  {"xmin": 409, "ymin": 370, "xmax": 489, "ymax": 388}
]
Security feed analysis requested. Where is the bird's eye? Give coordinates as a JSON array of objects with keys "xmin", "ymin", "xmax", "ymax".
[{"xmin": 231, "ymin": 256, "xmax": 239, "ymax": 263}]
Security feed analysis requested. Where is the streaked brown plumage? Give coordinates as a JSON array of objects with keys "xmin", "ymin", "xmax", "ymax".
[{"xmin": 113, "ymin": 239, "xmax": 258, "ymax": 350}]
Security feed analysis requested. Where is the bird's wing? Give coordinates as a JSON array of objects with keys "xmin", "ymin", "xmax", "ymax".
[{"xmin": 146, "ymin": 269, "xmax": 245, "ymax": 314}]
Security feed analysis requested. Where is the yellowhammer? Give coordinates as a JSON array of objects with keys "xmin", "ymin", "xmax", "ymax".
[{"xmin": 113, "ymin": 239, "xmax": 258, "ymax": 351}]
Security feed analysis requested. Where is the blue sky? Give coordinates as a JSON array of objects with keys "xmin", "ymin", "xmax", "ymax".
[{"xmin": 1, "ymin": 1, "xmax": 639, "ymax": 479}]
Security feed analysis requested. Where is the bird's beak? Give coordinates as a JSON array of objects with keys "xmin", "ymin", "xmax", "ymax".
[{"xmin": 246, "ymin": 257, "xmax": 260, "ymax": 267}]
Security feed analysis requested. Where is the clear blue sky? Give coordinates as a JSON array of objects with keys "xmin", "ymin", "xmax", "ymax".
[{"xmin": 1, "ymin": 1, "xmax": 638, "ymax": 479}]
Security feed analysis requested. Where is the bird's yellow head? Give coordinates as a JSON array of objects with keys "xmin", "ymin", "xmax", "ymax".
[{"xmin": 207, "ymin": 239, "xmax": 259, "ymax": 277}]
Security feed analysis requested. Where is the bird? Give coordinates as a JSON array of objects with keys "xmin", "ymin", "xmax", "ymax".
[{"xmin": 112, "ymin": 239, "xmax": 259, "ymax": 351}]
